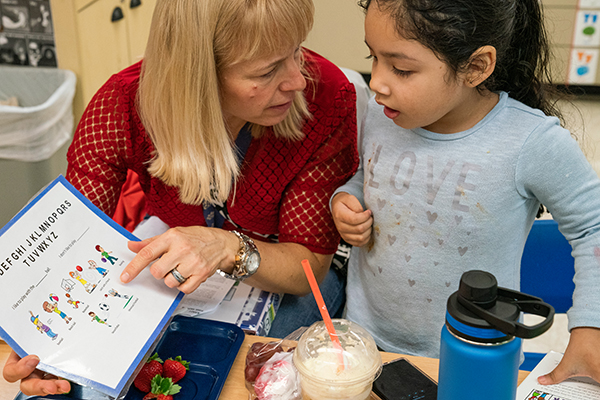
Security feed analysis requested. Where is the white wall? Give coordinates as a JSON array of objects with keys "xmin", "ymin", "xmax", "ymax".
[{"xmin": 304, "ymin": 0, "xmax": 370, "ymax": 73}]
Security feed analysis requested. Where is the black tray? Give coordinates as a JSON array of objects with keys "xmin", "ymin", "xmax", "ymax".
[{"xmin": 14, "ymin": 316, "xmax": 245, "ymax": 400}]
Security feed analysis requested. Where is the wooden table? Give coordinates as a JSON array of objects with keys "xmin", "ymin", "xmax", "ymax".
[{"xmin": 0, "ymin": 337, "xmax": 529, "ymax": 400}]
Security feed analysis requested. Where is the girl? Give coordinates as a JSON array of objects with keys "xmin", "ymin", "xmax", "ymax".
[{"xmin": 332, "ymin": 0, "xmax": 600, "ymax": 385}]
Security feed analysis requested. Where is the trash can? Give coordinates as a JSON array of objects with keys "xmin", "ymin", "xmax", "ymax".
[{"xmin": 0, "ymin": 66, "xmax": 76, "ymax": 226}]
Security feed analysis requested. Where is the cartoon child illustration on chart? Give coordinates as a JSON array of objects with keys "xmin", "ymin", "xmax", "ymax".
[
  {"xmin": 42, "ymin": 301, "xmax": 72, "ymax": 324},
  {"xmin": 65, "ymin": 293, "xmax": 83, "ymax": 309},
  {"xmin": 76, "ymin": 264, "xmax": 102, "ymax": 284},
  {"xmin": 29, "ymin": 311, "xmax": 58, "ymax": 340},
  {"xmin": 88, "ymin": 259, "xmax": 108, "ymax": 277},
  {"xmin": 69, "ymin": 270, "xmax": 96, "ymax": 293},
  {"xmin": 526, "ymin": 391, "xmax": 550, "ymax": 400},
  {"xmin": 95, "ymin": 245, "xmax": 118, "ymax": 265},
  {"xmin": 89, "ymin": 311, "xmax": 111, "ymax": 327},
  {"xmin": 105, "ymin": 288, "xmax": 131, "ymax": 299}
]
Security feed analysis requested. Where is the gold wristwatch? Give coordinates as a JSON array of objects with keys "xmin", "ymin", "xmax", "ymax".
[{"xmin": 217, "ymin": 231, "xmax": 261, "ymax": 281}]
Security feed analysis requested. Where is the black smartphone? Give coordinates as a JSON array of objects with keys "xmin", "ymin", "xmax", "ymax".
[{"xmin": 372, "ymin": 358, "xmax": 438, "ymax": 400}]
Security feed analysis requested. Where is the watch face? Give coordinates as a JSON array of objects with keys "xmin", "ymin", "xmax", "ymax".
[{"xmin": 246, "ymin": 252, "xmax": 261, "ymax": 275}]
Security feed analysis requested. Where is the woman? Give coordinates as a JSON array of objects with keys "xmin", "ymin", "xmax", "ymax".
[{"xmin": 3, "ymin": 0, "xmax": 358, "ymax": 395}]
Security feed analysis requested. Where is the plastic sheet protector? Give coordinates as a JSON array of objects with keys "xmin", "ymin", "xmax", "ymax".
[{"xmin": 0, "ymin": 175, "xmax": 183, "ymax": 398}]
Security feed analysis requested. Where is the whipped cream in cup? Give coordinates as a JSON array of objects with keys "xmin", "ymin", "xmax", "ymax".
[{"xmin": 293, "ymin": 319, "xmax": 382, "ymax": 400}]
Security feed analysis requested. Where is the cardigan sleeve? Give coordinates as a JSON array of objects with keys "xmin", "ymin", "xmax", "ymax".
[
  {"xmin": 278, "ymin": 78, "xmax": 360, "ymax": 254},
  {"xmin": 66, "ymin": 74, "xmax": 135, "ymax": 218}
]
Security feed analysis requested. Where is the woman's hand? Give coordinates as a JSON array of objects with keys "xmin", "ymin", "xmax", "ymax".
[
  {"xmin": 120, "ymin": 226, "xmax": 239, "ymax": 294},
  {"xmin": 120, "ymin": 225, "xmax": 331, "ymax": 296},
  {"xmin": 3, "ymin": 351, "xmax": 71, "ymax": 396},
  {"xmin": 537, "ymin": 327, "xmax": 600, "ymax": 385},
  {"xmin": 331, "ymin": 192, "xmax": 373, "ymax": 247}
]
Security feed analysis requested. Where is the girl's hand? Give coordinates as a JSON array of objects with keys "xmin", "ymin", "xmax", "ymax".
[
  {"xmin": 537, "ymin": 327, "xmax": 600, "ymax": 385},
  {"xmin": 3, "ymin": 351, "xmax": 71, "ymax": 396},
  {"xmin": 120, "ymin": 226, "xmax": 239, "ymax": 294},
  {"xmin": 331, "ymin": 192, "xmax": 373, "ymax": 247}
]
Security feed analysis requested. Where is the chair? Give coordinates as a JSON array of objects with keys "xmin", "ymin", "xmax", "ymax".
[{"xmin": 519, "ymin": 219, "xmax": 575, "ymax": 371}]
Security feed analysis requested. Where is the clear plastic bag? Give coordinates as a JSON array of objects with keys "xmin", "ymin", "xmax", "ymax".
[
  {"xmin": 245, "ymin": 328, "xmax": 306, "ymax": 400},
  {"xmin": 253, "ymin": 351, "xmax": 300, "ymax": 400}
]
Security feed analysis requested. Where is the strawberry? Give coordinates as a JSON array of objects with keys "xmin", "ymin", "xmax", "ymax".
[
  {"xmin": 134, "ymin": 353, "xmax": 164, "ymax": 392},
  {"xmin": 142, "ymin": 375, "xmax": 181, "ymax": 400},
  {"xmin": 163, "ymin": 356, "xmax": 190, "ymax": 383}
]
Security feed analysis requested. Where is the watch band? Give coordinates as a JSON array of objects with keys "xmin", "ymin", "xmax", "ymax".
[
  {"xmin": 216, "ymin": 268, "xmax": 240, "ymax": 280},
  {"xmin": 216, "ymin": 231, "xmax": 260, "ymax": 281}
]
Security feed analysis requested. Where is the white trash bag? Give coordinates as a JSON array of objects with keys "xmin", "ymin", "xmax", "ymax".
[{"xmin": 0, "ymin": 67, "xmax": 76, "ymax": 162}]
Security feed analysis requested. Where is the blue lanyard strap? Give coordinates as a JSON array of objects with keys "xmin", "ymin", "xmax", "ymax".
[{"xmin": 203, "ymin": 125, "xmax": 252, "ymax": 228}]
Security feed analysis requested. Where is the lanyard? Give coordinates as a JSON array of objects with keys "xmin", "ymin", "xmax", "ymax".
[{"xmin": 202, "ymin": 125, "xmax": 252, "ymax": 228}]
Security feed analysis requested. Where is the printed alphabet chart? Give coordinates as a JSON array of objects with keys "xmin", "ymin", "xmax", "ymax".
[{"xmin": 0, "ymin": 176, "xmax": 183, "ymax": 398}]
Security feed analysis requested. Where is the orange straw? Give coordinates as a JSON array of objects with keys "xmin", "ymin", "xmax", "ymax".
[{"xmin": 301, "ymin": 259, "xmax": 345, "ymax": 373}]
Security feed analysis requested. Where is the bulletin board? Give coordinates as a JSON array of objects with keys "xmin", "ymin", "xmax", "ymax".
[
  {"xmin": 566, "ymin": 1, "xmax": 600, "ymax": 88},
  {"xmin": 0, "ymin": 0, "xmax": 57, "ymax": 67},
  {"xmin": 546, "ymin": 0, "xmax": 600, "ymax": 94}
]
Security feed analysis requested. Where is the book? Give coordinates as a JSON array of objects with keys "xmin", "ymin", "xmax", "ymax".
[
  {"xmin": 517, "ymin": 351, "xmax": 600, "ymax": 400},
  {"xmin": 0, "ymin": 175, "xmax": 183, "ymax": 398}
]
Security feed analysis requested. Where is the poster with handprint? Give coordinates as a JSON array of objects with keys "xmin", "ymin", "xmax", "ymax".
[{"xmin": 0, "ymin": 175, "xmax": 183, "ymax": 398}]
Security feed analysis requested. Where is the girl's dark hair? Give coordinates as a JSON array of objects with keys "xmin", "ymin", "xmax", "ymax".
[{"xmin": 358, "ymin": 0, "xmax": 565, "ymax": 124}]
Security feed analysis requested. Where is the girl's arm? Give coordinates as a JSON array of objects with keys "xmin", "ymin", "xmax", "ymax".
[
  {"xmin": 518, "ymin": 120, "xmax": 600, "ymax": 384},
  {"xmin": 331, "ymin": 187, "xmax": 373, "ymax": 247},
  {"xmin": 537, "ymin": 327, "xmax": 600, "ymax": 385}
]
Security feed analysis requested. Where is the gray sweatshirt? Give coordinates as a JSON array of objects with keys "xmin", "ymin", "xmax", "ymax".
[{"xmin": 334, "ymin": 92, "xmax": 600, "ymax": 357}]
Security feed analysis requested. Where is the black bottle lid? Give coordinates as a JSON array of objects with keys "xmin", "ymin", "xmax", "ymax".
[
  {"xmin": 458, "ymin": 269, "xmax": 498, "ymax": 309},
  {"xmin": 446, "ymin": 270, "xmax": 555, "ymax": 343}
]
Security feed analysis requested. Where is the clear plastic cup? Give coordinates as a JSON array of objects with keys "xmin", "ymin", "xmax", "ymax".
[{"xmin": 293, "ymin": 319, "xmax": 382, "ymax": 400}]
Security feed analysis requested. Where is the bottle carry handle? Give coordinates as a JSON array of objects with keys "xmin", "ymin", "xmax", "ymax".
[{"xmin": 457, "ymin": 287, "xmax": 555, "ymax": 339}]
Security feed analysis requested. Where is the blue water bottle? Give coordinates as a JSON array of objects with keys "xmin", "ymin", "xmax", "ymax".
[{"xmin": 438, "ymin": 270, "xmax": 554, "ymax": 400}]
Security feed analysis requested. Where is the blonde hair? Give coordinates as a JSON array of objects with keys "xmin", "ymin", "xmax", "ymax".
[{"xmin": 138, "ymin": 0, "xmax": 314, "ymax": 205}]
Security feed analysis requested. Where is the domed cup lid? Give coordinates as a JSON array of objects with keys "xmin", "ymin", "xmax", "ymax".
[{"xmin": 293, "ymin": 319, "xmax": 382, "ymax": 385}]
